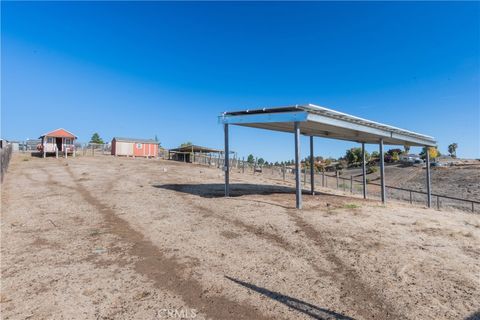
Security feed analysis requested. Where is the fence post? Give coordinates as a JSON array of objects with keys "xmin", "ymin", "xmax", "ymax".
[
  {"xmin": 437, "ymin": 196, "xmax": 440, "ymax": 210},
  {"xmin": 322, "ymin": 171, "xmax": 325, "ymax": 187},
  {"xmin": 350, "ymin": 175, "xmax": 353, "ymax": 194},
  {"xmin": 283, "ymin": 164, "xmax": 286, "ymax": 181},
  {"xmin": 409, "ymin": 191, "xmax": 413, "ymax": 204},
  {"xmin": 472, "ymin": 202, "xmax": 475, "ymax": 213},
  {"xmin": 336, "ymin": 171, "xmax": 339, "ymax": 189}
]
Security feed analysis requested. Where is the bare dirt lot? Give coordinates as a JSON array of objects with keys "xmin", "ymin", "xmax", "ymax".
[{"xmin": 1, "ymin": 154, "xmax": 479, "ymax": 320}]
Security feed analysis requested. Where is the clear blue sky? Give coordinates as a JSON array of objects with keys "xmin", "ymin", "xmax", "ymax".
[{"xmin": 2, "ymin": 2, "xmax": 479, "ymax": 161}]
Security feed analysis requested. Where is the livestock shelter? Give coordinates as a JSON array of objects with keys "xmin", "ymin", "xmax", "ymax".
[
  {"xmin": 111, "ymin": 137, "xmax": 159, "ymax": 158},
  {"xmin": 39, "ymin": 128, "xmax": 77, "ymax": 158},
  {"xmin": 169, "ymin": 145, "xmax": 222, "ymax": 163},
  {"xmin": 219, "ymin": 104, "xmax": 437, "ymax": 209}
]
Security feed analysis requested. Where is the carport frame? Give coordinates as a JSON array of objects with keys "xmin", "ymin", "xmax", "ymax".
[{"xmin": 219, "ymin": 104, "xmax": 436, "ymax": 209}]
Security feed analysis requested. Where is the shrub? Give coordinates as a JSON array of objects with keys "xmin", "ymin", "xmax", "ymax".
[{"xmin": 367, "ymin": 165, "xmax": 378, "ymax": 174}]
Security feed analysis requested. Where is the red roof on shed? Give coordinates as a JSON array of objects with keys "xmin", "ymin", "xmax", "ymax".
[{"xmin": 39, "ymin": 128, "xmax": 77, "ymax": 139}]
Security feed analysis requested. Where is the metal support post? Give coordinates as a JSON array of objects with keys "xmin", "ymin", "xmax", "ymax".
[
  {"xmin": 309, "ymin": 136, "xmax": 315, "ymax": 195},
  {"xmin": 224, "ymin": 124, "xmax": 230, "ymax": 197},
  {"xmin": 425, "ymin": 147, "xmax": 431, "ymax": 208},
  {"xmin": 294, "ymin": 122, "xmax": 302, "ymax": 209},
  {"xmin": 379, "ymin": 138, "xmax": 386, "ymax": 204},
  {"xmin": 362, "ymin": 142, "xmax": 367, "ymax": 199}
]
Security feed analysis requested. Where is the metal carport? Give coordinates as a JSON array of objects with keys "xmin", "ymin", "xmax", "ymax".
[{"xmin": 218, "ymin": 104, "xmax": 437, "ymax": 209}]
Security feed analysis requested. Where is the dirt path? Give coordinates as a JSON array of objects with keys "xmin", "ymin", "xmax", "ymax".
[
  {"xmin": 286, "ymin": 210, "xmax": 402, "ymax": 320},
  {"xmin": 63, "ymin": 165, "xmax": 270, "ymax": 320},
  {"xmin": 2, "ymin": 154, "xmax": 479, "ymax": 320}
]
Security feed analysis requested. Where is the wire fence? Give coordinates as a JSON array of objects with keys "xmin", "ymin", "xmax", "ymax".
[
  {"xmin": 188, "ymin": 153, "xmax": 479, "ymax": 214},
  {"xmin": 16, "ymin": 142, "xmax": 111, "ymax": 157},
  {"xmin": 10, "ymin": 143, "xmax": 478, "ymax": 213},
  {"xmin": 77, "ymin": 143, "xmax": 111, "ymax": 156}
]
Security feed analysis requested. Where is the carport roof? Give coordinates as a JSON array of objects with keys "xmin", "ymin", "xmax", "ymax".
[
  {"xmin": 219, "ymin": 104, "xmax": 436, "ymax": 147},
  {"xmin": 169, "ymin": 144, "xmax": 222, "ymax": 153}
]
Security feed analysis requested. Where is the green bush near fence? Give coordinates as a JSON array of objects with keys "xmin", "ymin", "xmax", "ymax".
[
  {"xmin": 344, "ymin": 203, "xmax": 360, "ymax": 209},
  {"xmin": 367, "ymin": 165, "xmax": 378, "ymax": 174},
  {"xmin": 339, "ymin": 183, "xmax": 349, "ymax": 189}
]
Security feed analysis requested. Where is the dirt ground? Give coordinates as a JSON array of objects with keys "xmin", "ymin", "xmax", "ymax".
[
  {"xmin": 317, "ymin": 163, "xmax": 480, "ymax": 212},
  {"xmin": 1, "ymin": 154, "xmax": 479, "ymax": 320}
]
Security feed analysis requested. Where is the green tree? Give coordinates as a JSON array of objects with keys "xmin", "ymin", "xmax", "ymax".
[
  {"xmin": 90, "ymin": 133, "xmax": 104, "ymax": 144},
  {"xmin": 420, "ymin": 146, "xmax": 440, "ymax": 160},
  {"xmin": 247, "ymin": 154, "xmax": 255, "ymax": 164},
  {"xmin": 154, "ymin": 134, "xmax": 161, "ymax": 147},
  {"xmin": 448, "ymin": 143, "xmax": 458, "ymax": 158},
  {"xmin": 391, "ymin": 151, "xmax": 400, "ymax": 162},
  {"xmin": 345, "ymin": 147, "xmax": 361, "ymax": 165},
  {"xmin": 387, "ymin": 148, "xmax": 403, "ymax": 156},
  {"xmin": 316, "ymin": 163, "xmax": 325, "ymax": 172},
  {"xmin": 345, "ymin": 147, "xmax": 369, "ymax": 165},
  {"xmin": 257, "ymin": 158, "xmax": 265, "ymax": 165},
  {"xmin": 180, "ymin": 141, "xmax": 192, "ymax": 147}
]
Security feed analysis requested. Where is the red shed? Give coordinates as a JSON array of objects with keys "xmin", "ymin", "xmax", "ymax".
[
  {"xmin": 111, "ymin": 137, "xmax": 158, "ymax": 158},
  {"xmin": 38, "ymin": 128, "xmax": 77, "ymax": 158}
]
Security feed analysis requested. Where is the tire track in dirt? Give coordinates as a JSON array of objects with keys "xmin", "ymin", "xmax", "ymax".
[
  {"xmin": 181, "ymin": 191, "xmax": 403, "ymax": 320},
  {"xmin": 286, "ymin": 210, "xmax": 404, "ymax": 320},
  {"xmin": 64, "ymin": 166, "xmax": 272, "ymax": 320}
]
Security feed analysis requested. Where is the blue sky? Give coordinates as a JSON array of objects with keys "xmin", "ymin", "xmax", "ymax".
[{"xmin": 2, "ymin": 2, "xmax": 479, "ymax": 161}]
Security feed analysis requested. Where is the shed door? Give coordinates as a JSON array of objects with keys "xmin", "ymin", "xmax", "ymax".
[{"xmin": 117, "ymin": 142, "xmax": 133, "ymax": 156}]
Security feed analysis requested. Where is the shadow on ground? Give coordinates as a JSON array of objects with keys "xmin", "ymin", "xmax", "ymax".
[
  {"xmin": 153, "ymin": 183, "xmax": 331, "ymax": 198},
  {"xmin": 465, "ymin": 311, "xmax": 480, "ymax": 320},
  {"xmin": 225, "ymin": 276, "xmax": 355, "ymax": 320}
]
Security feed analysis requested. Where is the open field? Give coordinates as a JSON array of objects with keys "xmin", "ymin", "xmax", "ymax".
[{"xmin": 1, "ymin": 154, "xmax": 479, "ymax": 319}]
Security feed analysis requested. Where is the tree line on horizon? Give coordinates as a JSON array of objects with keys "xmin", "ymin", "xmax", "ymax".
[{"xmin": 244, "ymin": 143, "xmax": 459, "ymax": 172}]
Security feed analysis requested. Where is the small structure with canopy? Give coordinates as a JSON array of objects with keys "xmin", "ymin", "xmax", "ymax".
[{"xmin": 218, "ymin": 104, "xmax": 437, "ymax": 209}]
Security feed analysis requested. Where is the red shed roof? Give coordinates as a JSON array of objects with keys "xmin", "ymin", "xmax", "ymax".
[{"xmin": 39, "ymin": 128, "xmax": 77, "ymax": 139}]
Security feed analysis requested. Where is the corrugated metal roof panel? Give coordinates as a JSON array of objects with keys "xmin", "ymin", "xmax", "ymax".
[
  {"xmin": 169, "ymin": 145, "xmax": 221, "ymax": 153},
  {"xmin": 113, "ymin": 137, "xmax": 158, "ymax": 144},
  {"xmin": 220, "ymin": 104, "xmax": 436, "ymax": 146}
]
